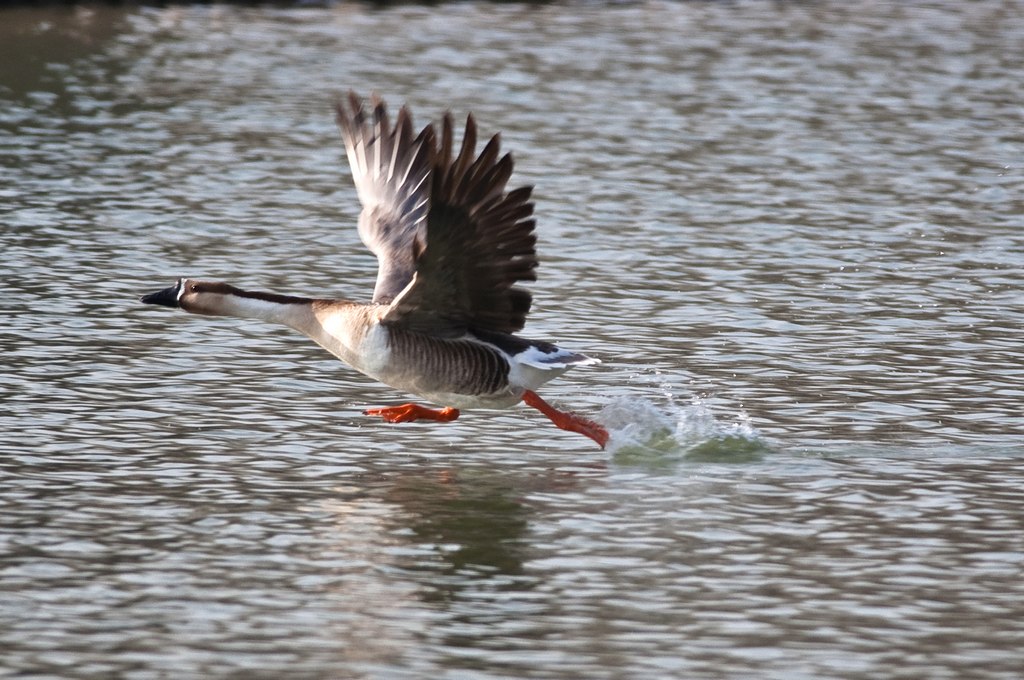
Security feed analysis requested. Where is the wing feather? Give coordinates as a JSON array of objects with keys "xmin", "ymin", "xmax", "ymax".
[
  {"xmin": 336, "ymin": 93, "xmax": 433, "ymax": 303},
  {"xmin": 336, "ymin": 93, "xmax": 537, "ymax": 334}
]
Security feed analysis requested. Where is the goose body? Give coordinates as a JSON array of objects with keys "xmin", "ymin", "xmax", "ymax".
[{"xmin": 141, "ymin": 94, "xmax": 607, "ymax": 447}]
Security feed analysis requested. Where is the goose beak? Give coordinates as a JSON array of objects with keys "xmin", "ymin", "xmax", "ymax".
[{"xmin": 140, "ymin": 284, "xmax": 179, "ymax": 308}]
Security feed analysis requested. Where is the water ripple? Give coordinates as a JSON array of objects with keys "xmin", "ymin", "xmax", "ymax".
[{"xmin": 2, "ymin": 1, "xmax": 1024, "ymax": 678}]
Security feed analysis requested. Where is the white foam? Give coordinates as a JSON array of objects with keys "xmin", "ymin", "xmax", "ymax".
[{"xmin": 598, "ymin": 394, "xmax": 769, "ymax": 462}]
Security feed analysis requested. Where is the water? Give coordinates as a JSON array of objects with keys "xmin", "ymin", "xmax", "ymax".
[{"xmin": 2, "ymin": 1, "xmax": 1023, "ymax": 677}]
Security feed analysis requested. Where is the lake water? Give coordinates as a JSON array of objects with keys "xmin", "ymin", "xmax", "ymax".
[{"xmin": 2, "ymin": 1, "xmax": 1023, "ymax": 678}]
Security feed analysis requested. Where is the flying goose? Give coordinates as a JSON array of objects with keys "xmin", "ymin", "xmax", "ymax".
[{"xmin": 141, "ymin": 93, "xmax": 608, "ymax": 448}]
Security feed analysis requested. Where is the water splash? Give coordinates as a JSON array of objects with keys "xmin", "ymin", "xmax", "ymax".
[{"xmin": 598, "ymin": 395, "xmax": 770, "ymax": 465}]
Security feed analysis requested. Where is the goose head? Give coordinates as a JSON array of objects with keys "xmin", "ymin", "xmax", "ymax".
[{"xmin": 140, "ymin": 278, "xmax": 242, "ymax": 316}]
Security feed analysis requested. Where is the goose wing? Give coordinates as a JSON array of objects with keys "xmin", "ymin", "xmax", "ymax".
[
  {"xmin": 336, "ymin": 92, "xmax": 434, "ymax": 303},
  {"xmin": 336, "ymin": 93, "xmax": 537, "ymax": 336}
]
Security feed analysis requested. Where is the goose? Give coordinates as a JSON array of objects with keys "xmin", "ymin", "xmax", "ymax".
[{"xmin": 141, "ymin": 92, "xmax": 608, "ymax": 448}]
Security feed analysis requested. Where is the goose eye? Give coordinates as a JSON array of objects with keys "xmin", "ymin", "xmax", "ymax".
[{"xmin": 190, "ymin": 284, "xmax": 198, "ymax": 292}]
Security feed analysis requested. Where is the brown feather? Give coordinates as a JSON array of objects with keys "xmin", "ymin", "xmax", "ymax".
[{"xmin": 336, "ymin": 94, "xmax": 538, "ymax": 335}]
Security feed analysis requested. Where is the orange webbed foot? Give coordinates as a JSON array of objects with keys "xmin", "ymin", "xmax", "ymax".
[
  {"xmin": 522, "ymin": 390, "xmax": 609, "ymax": 449},
  {"xmin": 364, "ymin": 403, "xmax": 460, "ymax": 424}
]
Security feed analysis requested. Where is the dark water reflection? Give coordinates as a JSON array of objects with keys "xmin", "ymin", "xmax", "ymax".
[{"xmin": 3, "ymin": 1, "xmax": 1024, "ymax": 678}]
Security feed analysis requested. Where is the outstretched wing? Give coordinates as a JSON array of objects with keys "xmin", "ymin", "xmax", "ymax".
[
  {"xmin": 382, "ymin": 110, "xmax": 537, "ymax": 336},
  {"xmin": 337, "ymin": 93, "xmax": 538, "ymax": 336},
  {"xmin": 336, "ymin": 92, "xmax": 434, "ymax": 303}
]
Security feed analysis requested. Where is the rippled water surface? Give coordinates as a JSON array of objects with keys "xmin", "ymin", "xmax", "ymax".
[{"xmin": 3, "ymin": 1, "xmax": 1023, "ymax": 677}]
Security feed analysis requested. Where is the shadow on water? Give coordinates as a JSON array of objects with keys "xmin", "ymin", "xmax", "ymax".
[
  {"xmin": 384, "ymin": 469, "xmax": 532, "ymax": 585},
  {"xmin": 320, "ymin": 462, "xmax": 592, "ymax": 595},
  {"xmin": 598, "ymin": 395, "xmax": 771, "ymax": 469}
]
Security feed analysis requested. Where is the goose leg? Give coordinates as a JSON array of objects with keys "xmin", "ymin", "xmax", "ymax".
[
  {"xmin": 364, "ymin": 404, "xmax": 460, "ymax": 423},
  {"xmin": 522, "ymin": 390, "xmax": 609, "ymax": 449}
]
